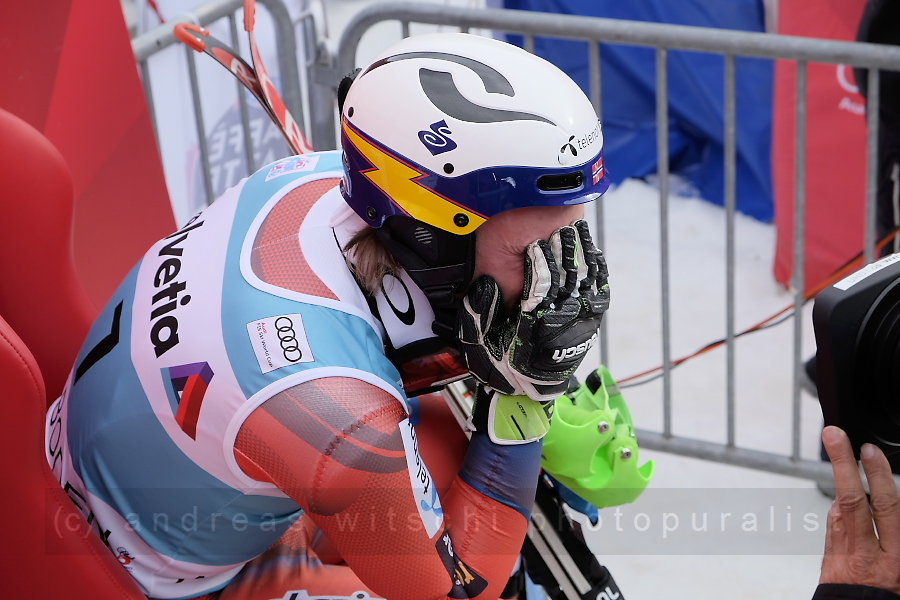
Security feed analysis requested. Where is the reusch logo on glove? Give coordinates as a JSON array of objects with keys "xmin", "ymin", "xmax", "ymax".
[
  {"xmin": 551, "ymin": 330, "xmax": 598, "ymax": 363},
  {"xmin": 596, "ymin": 585, "xmax": 622, "ymax": 600}
]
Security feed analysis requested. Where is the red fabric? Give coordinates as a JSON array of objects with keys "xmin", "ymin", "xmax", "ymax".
[
  {"xmin": 235, "ymin": 384, "xmax": 525, "ymax": 600},
  {"xmin": 0, "ymin": 108, "xmax": 95, "ymax": 400},
  {"xmin": 210, "ymin": 515, "xmax": 379, "ymax": 600},
  {"xmin": 250, "ymin": 178, "xmax": 342, "ymax": 300},
  {"xmin": 0, "ymin": 315, "xmax": 145, "ymax": 599},
  {"xmin": 773, "ymin": 0, "xmax": 868, "ymax": 292},
  {"xmin": 0, "ymin": 0, "xmax": 175, "ymax": 308}
]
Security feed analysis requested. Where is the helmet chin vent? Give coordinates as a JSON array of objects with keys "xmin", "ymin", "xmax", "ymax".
[
  {"xmin": 537, "ymin": 171, "xmax": 584, "ymax": 192},
  {"xmin": 413, "ymin": 226, "xmax": 434, "ymax": 245}
]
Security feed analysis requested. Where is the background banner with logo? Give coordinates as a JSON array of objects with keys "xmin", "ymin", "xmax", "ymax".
[
  {"xmin": 135, "ymin": 0, "xmax": 308, "ymax": 225},
  {"xmin": 772, "ymin": 0, "xmax": 868, "ymax": 292}
]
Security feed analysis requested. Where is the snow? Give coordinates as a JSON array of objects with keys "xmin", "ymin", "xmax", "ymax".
[
  {"xmin": 579, "ymin": 178, "xmax": 832, "ymax": 599},
  {"xmin": 593, "ymin": 177, "xmax": 823, "ymax": 454}
]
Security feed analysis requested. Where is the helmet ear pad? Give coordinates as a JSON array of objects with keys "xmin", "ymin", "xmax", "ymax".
[
  {"xmin": 337, "ymin": 68, "xmax": 361, "ymax": 114},
  {"xmin": 375, "ymin": 216, "xmax": 476, "ymax": 340}
]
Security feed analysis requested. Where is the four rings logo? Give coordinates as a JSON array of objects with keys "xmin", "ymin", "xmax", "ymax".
[
  {"xmin": 274, "ymin": 316, "xmax": 302, "ymax": 362},
  {"xmin": 247, "ymin": 313, "xmax": 314, "ymax": 374}
]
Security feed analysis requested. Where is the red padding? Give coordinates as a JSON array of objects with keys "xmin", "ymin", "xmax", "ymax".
[
  {"xmin": 0, "ymin": 108, "xmax": 96, "ymax": 402},
  {"xmin": 0, "ymin": 315, "xmax": 145, "ymax": 598}
]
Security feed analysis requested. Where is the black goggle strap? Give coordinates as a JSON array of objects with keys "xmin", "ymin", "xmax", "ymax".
[{"xmin": 375, "ymin": 217, "xmax": 476, "ymax": 341}]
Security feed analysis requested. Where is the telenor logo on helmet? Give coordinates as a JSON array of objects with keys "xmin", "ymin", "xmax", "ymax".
[
  {"xmin": 560, "ymin": 135, "xmax": 578, "ymax": 158},
  {"xmin": 576, "ymin": 122, "xmax": 602, "ymax": 152},
  {"xmin": 559, "ymin": 122, "xmax": 602, "ymax": 164},
  {"xmin": 418, "ymin": 120, "xmax": 457, "ymax": 155}
]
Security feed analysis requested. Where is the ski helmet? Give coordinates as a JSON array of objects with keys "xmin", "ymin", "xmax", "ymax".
[{"xmin": 339, "ymin": 32, "xmax": 609, "ymax": 236}]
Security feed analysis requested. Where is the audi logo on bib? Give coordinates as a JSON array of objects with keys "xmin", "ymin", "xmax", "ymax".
[
  {"xmin": 247, "ymin": 313, "xmax": 315, "ymax": 374},
  {"xmin": 274, "ymin": 316, "xmax": 302, "ymax": 362}
]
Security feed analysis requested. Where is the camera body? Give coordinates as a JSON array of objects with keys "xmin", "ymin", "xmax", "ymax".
[{"xmin": 813, "ymin": 254, "xmax": 900, "ymax": 471}]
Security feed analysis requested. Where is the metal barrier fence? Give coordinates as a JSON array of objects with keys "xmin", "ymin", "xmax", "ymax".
[
  {"xmin": 316, "ymin": 3, "xmax": 900, "ymax": 484},
  {"xmin": 133, "ymin": 1, "xmax": 900, "ymax": 484},
  {"xmin": 132, "ymin": 0, "xmax": 313, "ymax": 208}
]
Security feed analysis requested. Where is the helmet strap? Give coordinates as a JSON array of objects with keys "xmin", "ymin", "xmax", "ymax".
[{"xmin": 375, "ymin": 216, "xmax": 476, "ymax": 341}]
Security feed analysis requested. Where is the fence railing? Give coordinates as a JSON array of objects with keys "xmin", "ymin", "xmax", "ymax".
[
  {"xmin": 132, "ymin": 0, "xmax": 308, "ymax": 207},
  {"xmin": 132, "ymin": 1, "xmax": 900, "ymax": 484},
  {"xmin": 321, "ymin": 3, "xmax": 900, "ymax": 484}
]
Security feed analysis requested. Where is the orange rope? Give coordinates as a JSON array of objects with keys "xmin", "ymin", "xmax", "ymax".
[{"xmin": 617, "ymin": 231, "xmax": 899, "ymax": 385}]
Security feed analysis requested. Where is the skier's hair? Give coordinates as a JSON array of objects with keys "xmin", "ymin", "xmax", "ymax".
[{"xmin": 343, "ymin": 227, "xmax": 400, "ymax": 295}]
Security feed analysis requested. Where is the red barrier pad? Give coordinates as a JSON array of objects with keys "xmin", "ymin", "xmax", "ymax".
[
  {"xmin": 0, "ymin": 0, "xmax": 175, "ymax": 308},
  {"xmin": 773, "ymin": 0, "xmax": 868, "ymax": 293}
]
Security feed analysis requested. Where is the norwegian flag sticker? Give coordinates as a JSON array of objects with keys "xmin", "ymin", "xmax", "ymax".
[{"xmin": 592, "ymin": 157, "xmax": 605, "ymax": 184}]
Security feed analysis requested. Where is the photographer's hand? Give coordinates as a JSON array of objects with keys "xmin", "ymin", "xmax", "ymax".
[{"xmin": 818, "ymin": 426, "xmax": 900, "ymax": 596}]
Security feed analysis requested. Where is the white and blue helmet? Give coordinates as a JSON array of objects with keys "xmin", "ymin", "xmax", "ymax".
[{"xmin": 339, "ymin": 32, "xmax": 609, "ymax": 236}]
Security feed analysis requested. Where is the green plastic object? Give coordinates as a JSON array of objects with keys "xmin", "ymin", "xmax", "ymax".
[
  {"xmin": 490, "ymin": 393, "xmax": 553, "ymax": 444},
  {"xmin": 541, "ymin": 366, "xmax": 654, "ymax": 508}
]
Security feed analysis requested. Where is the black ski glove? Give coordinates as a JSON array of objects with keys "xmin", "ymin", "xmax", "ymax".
[{"xmin": 458, "ymin": 220, "xmax": 609, "ymax": 402}]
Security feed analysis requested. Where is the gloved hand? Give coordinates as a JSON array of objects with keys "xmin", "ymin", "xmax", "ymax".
[{"xmin": 458, "ymin": 220, "xmax": 609, "ymax": 402}]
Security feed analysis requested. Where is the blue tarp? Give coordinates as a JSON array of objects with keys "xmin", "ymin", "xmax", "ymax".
[{"xmin": 503, "ymin": 0, "xmax": 774, "ymax": 221}]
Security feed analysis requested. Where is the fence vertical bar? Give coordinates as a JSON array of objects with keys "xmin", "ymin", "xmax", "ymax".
[
  {"xmin": 791, "ymin": 60, "xmax": 808, "ymax": 461},
  {"xmin": 229, "ymin": 13, "xmax": 256, "ymax": 173},
  {"xmin": 724, "ymin": 54, "xmax": 737, "ymax": 447},
  {"xmin": 865, "ymin": 68, "xmax": 880, "ymax": 264},
  {"xmin": 588, "ymin": 40, "xmax": 610, "ymax": 367},
  {"xmin": 139, "ymin": 59, "xmax": 162, "ymax": 158},
  {"xmin": 524, "ymin": 34, "xmax": 535, "ymax": 54},
  {"xmin": 262, "ymin": 0, "xmax": 305, "ymax": 133},
  {"xmin": 590, "ymin": 42, "xmax": 603, "ymax": 123},
  {"xmin": 185, "ymin": 45, "xmax": 214, "ymax": 206},
  {"xmin": 657, "ymin": 47, "xmax": 673, "ymax": 437}
]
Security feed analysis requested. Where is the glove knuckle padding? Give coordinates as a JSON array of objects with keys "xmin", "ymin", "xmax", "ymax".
[
  {"xmin": 556, "ymin": 226, "xmax": 579, "ymax": 299},
  {"xmin": 575, "ymin": 220, "xmax": 602, "ymax": 293},
  {"xmin": 458, "ymin": 300, "xmax": 481, "ymax": 346},
  {"xmin": 457, "ymin": 222, "xmax": 610, "ymax": 402},
  {"xmin": 575, "ymin": 242, "xmax": 589, "ymax": 284},
  {"xmin": 523, "ymin": 240, "xmax": 556, "ymax": 313},
  {"xmin": 470, "ymin": 276, "xmax": 498, "ymax": 317}
]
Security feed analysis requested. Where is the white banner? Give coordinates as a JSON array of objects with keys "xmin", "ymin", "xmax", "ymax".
[{"xmin": 137, "ymin": 0, "xmax": 311, "ymax": 224}]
